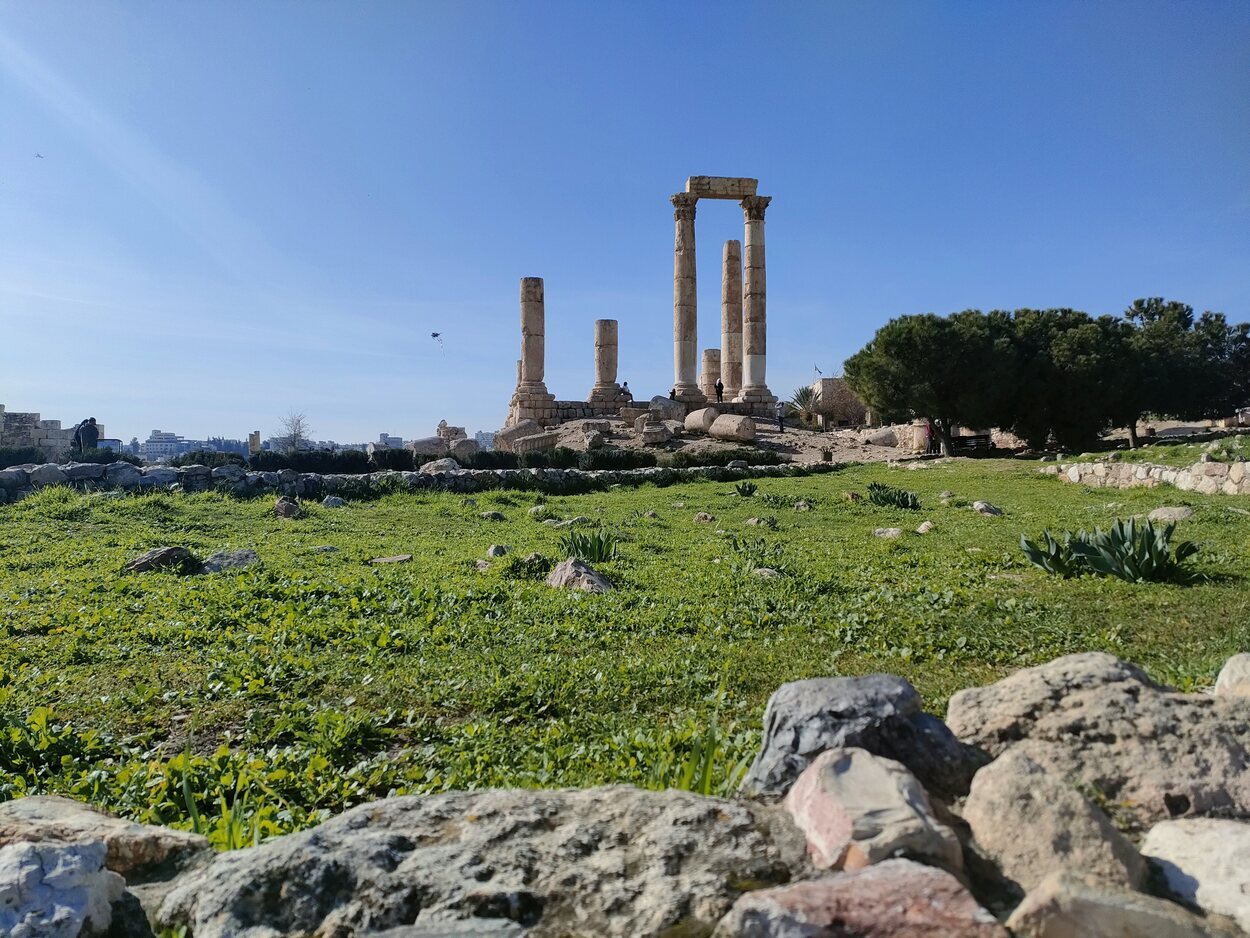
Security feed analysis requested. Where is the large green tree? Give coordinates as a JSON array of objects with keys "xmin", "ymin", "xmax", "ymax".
[{"xmin": 843, "ymin": 311, "xmax": 1014, "ymax": 455}]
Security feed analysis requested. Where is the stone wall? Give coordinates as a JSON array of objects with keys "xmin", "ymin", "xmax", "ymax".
[
  {"xmin": 0, "ymin": 404, "xmax": 98, "ymax": 459},
  {"xmin": 0, "ymin": 459, "xmax": 843, "ymax": 504},
  {"xmin": 1044, "ymin": 458, "xmax": 1250, "ymax": 496}
]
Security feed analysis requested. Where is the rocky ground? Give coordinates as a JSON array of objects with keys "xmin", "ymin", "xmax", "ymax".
[
  {"xmin": 6, "ymin": 651, "xmax": 1250, "ymax": 937},
  {"xmin": 551, "ymin": 416, "xmax": 914, "ymax": 465}
]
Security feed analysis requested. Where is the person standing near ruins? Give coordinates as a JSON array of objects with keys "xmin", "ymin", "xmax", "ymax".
[
  {"xmin": 80, "ymin": 418, "xmax": 100, "ymax": 453},
  {"xmin": 715, "ymin": 378, "xmax": 724, "ymax": 403},
  {"xmin": 71, "ymin": 419, "xmax": 86, "ymax": 456},
  {"xmin": 774, "ymin": 400, "xmax": 785, "ymax": 433}
]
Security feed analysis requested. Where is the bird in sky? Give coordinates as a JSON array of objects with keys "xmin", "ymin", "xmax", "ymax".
[
  {"xmin": 431, "ymin": 332, "xmax": 444, "ymax": 351},
  {"xmin": 35, "ymin": 153, "xmax": 44, "ymax": 159}
]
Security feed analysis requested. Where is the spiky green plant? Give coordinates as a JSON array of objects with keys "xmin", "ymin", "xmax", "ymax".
[
  {"xmin": 866, "ymin": 482, "xmax": 921, "ymax": 510},
  {"xmin": 1021, "ymin": 519, "xmax": 1200, "ymax": 583},
  {"xmin": 790, "ymin": 385, "xmax": 818, "ymax": 419},
  {"xmin": 734, "ymin": 481, "xmax": 758, "ymax": 498},
  {"xmin": 559, "ymin": 527, "xmax": 620, "ymax": 563}
]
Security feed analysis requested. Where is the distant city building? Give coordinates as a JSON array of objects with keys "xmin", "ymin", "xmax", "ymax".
[
  {"xmin": 474, "ymin": 430, "xmax": 496, "ymax": 451},
  {"xmin": 378, "ymin": 433, "xmax": 404, "ymax": 448},
  {"xmin": 140, "ymin": 430, "xmax": 184, "ymax": 459}
]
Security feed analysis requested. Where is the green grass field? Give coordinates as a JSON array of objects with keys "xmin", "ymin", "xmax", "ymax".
[{"xmin": 2, "ymin": 461, "xmax": 1248, "ymax": 848}]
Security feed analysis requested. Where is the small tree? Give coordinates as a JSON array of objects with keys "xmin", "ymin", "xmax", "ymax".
[
  {"xmin": 790, "ymin": 386, "xmax": 817, "ymax": 422},
  {"xmin": 274, "ymin": 412, "xmax": 313, "ymax": 454}
]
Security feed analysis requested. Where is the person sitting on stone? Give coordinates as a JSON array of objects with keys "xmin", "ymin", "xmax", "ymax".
[
  {"xmin": 79, "ymin": 417, "xmax": 100, "ymax": 453},
  {"xmin": 669, "ymin": 388, "xmax": 677, "ymax": 400},
  {"xmin": 715, "ymin": 378, "xmax": 724, "ymax": 403}
]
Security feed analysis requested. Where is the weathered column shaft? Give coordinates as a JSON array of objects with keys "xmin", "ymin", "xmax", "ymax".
[
  {"xmin": 519, "ymin": 277, "xmax": 545, "ymax": 386},
  {"xmin": 720, "ymin": 239, "xmax": 743, "ymax": 399},
  {"xmin": 671, "ymin": 193, "xmax": 703, "ymax": 401},
  {"xmin": 699, "ymin": 348, "xmax": 721, "ymax": 399},
  {"xmin": 594, "ymin": 319, "xmax": 618, "ymax": 387},
  {"xmin": 739, "ymin": 196, "xmax": 774, "ymax": 402}
]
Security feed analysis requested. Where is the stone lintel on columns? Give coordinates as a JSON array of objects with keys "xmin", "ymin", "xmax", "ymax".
[{"xmin": 686, "ymin": 176, "xmax": 758, "ymax": 199}]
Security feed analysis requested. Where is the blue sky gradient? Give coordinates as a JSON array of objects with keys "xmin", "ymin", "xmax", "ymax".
[{"xmin": 3, "ymin": 1, "xmax": 1248, "ymax": 442}]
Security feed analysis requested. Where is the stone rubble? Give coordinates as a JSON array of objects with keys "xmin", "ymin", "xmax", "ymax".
[{"xmin": 4, "ymin": 652, "xmax": 1249, "ymax": 936}]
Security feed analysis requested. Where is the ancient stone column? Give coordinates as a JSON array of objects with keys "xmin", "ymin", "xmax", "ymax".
[
  {"xmin": 699, "ymin": 349, "xmax": 722, "ymax": 400},
  {"xmin": 720, "ymin": 239, "xmax": 743, "ymax": 400},
  {"xmin": 588, "ymin": 319, "xmax": 626, "ymax": 404},
  {"xmin": 671, "ymin": 193, "xmax": 704, "ymax": 403},
  {"xmin": 738, "ymin": 196, "xmax": 775, "ymax": 403},
  {"xmin": 519, "ymin": 277, "xmax": 546, "ymax": 387},
  {"xmin": 507, "ymin": 276, "xmax": 555, "ymax": 426}
]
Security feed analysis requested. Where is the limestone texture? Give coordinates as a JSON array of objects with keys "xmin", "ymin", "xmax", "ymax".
[
  {"xmin": 0, "ymin": 840, "xmax": 130, "ymax": 938},
  {"xmin": 200, "ymin": 549, "xmax": 261, "ymax": 574},
  {"xmin": 545, "ymin": 559, "xmax": 612, "ymax": 593},
  {"xmin": 1143, "ymin": 819, "xmax": 1250, "ymax": 931},
  {"xmin": 947, "ymin": 652, "xmax": 1250, "ymax": 828},
  {"xmin": 782, "ymin": 748, "xmax": 962, "ymax": 872},
  {"xmin": 962, "ymin": 749, "xmax": 1145, "ymax": 892},
  {"xmin": 685, "ymin": 407, "xmax": 720, "ymax": 434},
  {"xmin": 712, "ymin": 859, "xmax": 1007, "ymax": 938},
  {"xmin": 710, "ymin": 414, "xmax": 756, "ymax": 442},
  {"xmin": 1214, "ymin": 653, "xmax": 1250, "ymax": 697},
  {"xmin": 1149, "ymin": 506, "xmax": 1196, "ymax": 522},
  {"xmin": 158, "ymin": 786, "xmax": 806, "ymax": 938},
  {"xmin": 1006, "ymin": 871, "xmax": 1242, "ymax": 938}
]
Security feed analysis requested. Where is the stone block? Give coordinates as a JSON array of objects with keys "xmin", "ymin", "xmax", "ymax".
[
  {"xmin": 511, "ymin": 431, "xmax": 560, "ymax": 454},
  {"xmin": 649, "ymin": 396, "xmax": 687, "ymax": 421},
  {"xmin": 685, "ymin": 176, "xmax": 758, "ymax": 199},
  {"xmin": 709, "ymin": 414, "xmax": 756, "ymax": 442},
  {"xmin": 685, "ymin": 407, "xmax": 720, "ymax": 434}
]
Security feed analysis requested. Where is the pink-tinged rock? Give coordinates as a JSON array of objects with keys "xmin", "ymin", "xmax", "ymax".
[
  {"xmin": 783, "ymin": 748, "xmax": 962, "ymax": 872},
  {"xmin": 712, "ymin": 858, "xmax": 1007, "ymax": 937}
]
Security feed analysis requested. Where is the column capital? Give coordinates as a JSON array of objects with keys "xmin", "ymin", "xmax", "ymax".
[
  {"xmin": 741, "ymin": 195, "xmax": 772, "ymax": 221},
  {"xmin": 671, "ymin": 192, "xmax": 699, "ymax": 221}
]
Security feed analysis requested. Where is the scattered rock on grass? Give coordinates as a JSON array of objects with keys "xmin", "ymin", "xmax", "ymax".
[
  {"xmin": 694, "ymin": 512, "xmax": 716, "ymax": 523},
  {"xmin": 486, "ymin": 545, "xmax": 509, "ymax": 558},
  {"xmin": 843, "ymin": 491, "xmax": 862, "ymax": 503},
  {"xmin": 123, "ymin": 546, "xmax": 200, "ymax": 575},
  {"xmin": 474, "ymin": 560, "xmax": 491, "ymax": 572},
  {"xmin": 643, "ymin": 510, "xmax": 659, "ymax": 519},
  {"xmin": 973, "ymin": 500, "xmax": 1003, "ymax": 516},
  {"xmin": 1148, "ymin": 506, "xmax": 1195, "ymax": 523},
  {"xmin": 370, "ymin": 554, "xmax": 412, "ymax": 565},
  {"xmin": 480, "ymin": 510, "xmax": 506, "ymax": 521},
  {"xmin": 794, "ymin": 500, "xmax": 812, "ymax": 512},
  {"xmin": 915, "ymin": 520, "xmax": 934, "ymax": 534},
  {"xmin": 1215, "ymin": 654, "xmax": 1250, "ymax": 697},
  {"xmin": 321, "ymin": 495, "xmax": 346, "ymax": 508},
  {"xmin": 200, "ymin": 549, "xmax": 260, "ymax": 574},
  {"xmin": 528, "ymin": 504, "xmax": 548, "ymax": 515},
  {"xmin": 753, "ymin": 567, "xmax": 782, "ymax": 579},
  {"xmin": 545, "ymin": 558, "xmax": 612, "ymax": 593},
  {"xmin": 273, "ymin": 496, "xmax": 301, "ymax": 519},
  {"xmin": 874, "ymin": 527, "xmax": 903, "ymax": 539}
]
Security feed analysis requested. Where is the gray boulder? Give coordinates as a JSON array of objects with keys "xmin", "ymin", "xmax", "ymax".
[
  {"xmin": 212, "ymin": 464, "xmax": 247, "ymax": 483},
  {"xmin": 123, "ymin": 546, "xmax": 199, "ymax": 574},
  {"xmin": 1214, "ymin": 653, "xmax": 1250, "ymax": 698},
  {"xmin": 648, "ymin": 395, "xmax": 687, "ymax": 421},
  {"xmin": 0, "ymin": 467, "xmax": 28, "ymax": 489},
  {"xmin": 545, "ymin": 558, "xmax": 612, "ymax": 593},
  {"xmin": 62, "ymin": 462, "xmax": 106, "ymax": 481},
  {"xmin": 200, "ymin": 549, "xmax": 261, "ymax": 574},
  {"xmin": 1148, "ymin": 506, "xmax": 1195, "ymax": 523},
  {"xmin": 157, "ymin": 786, "xmax": 806, "ymax": 938},
  {"xmin": 420, "ymin": 457, "xmax": 461, "ymax": 474},
  {"xmin": 104, "ymin": 462, "xmax": 143, "ymax": 487},
  {"xmin": 321, "ymin": 495, "xmax": 346, "ymax": 508},
  {"xmin": 141, "ymin": 467, "xmax": 178, "ymax": 487},
  {"xmin": 29, "ymin": 463, "xmax": 68, "ymax": 487},
  {"xmin": 948, "ymin": 653, "xmax": 1250, "ymax": 828},
  {"xmin": 1143, "ymin": 819, "xmax": 1250, "ymax": 932},
  {"xmin": 741, "ymin": 674, "xmax": 986, "ymax": 800},
  {"xmin": 0, "ymin": 840, "xmax": 132, "ymax": 937}
]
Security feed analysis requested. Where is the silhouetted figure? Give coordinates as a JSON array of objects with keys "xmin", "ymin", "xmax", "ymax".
[
  {"xmin": 80, "ymin": 417, "xmax": 100, "ymax": 453},
  {"xmin": 775, "ymin": 400, "xmax": 785, "ymax": 433},
  {"xmin": 71, "ymin": 420, "xmax": 86, "ymax": 456},
  {"xmin": 669, "ymin": 388, "xmax": 676, "ymax": 400},
  {"xmin": 714, "ymin": 378, "xmax": 724, "ymax": 403}
]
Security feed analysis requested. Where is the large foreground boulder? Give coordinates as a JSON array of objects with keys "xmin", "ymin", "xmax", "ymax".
[
  {"xmin": 0, "ymin": 840, "xmax": 133, "ymax": 937},
  {"xmin": 648, "ymin": 395, "xmax": 687, "ymax": 421},
  {"xmin": 157, "ymin": 786, "xmax": 807, "ymax": 938},
  {"xmin": 712, "ymin": 859, "xmax": 1008, "ymax": 937},
  {"xmin": 1143, "ymin": 819, "xmax": 1250, "ymax": 932},
  {"xmin": 947, "ymin": 652, "xmax": 1250, "ymax": 828},
  {"xmin": 740, "ymin": 674, "xmax": 985, "ymax": 801}
]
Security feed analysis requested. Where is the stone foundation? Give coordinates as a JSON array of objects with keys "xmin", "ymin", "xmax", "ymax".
[{"xmin": 1044, "ymin": 458, "xmax": 1250, "ymax": 496}]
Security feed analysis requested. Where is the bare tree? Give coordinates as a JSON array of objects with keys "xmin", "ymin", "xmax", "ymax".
[{"xmin": 274, "ymin": 411, "xmax": 313, "ymax": 454}]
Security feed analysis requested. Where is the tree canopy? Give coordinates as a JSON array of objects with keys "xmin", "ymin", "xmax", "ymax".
[{"xmin": 844, "ymin": 300, "xmax": 1249, "ymax": 452}]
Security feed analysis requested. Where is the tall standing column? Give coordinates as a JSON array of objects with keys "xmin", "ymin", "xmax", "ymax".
[
  {"xmin": 589, "ymin": 319, "xmax": 627, "ymax": 404},
  {"xmin": 507, "ymin": 276, "xmax": 555, "ymax": 426},
  {"xmin": 671, "ymin": 193, "xmax": 704, "ymax": 403},
  {"xmin": 519, "ymin": 276, "xmax": 546, "ymax": 387},
  {"xmin": 738, "ymin": 196, "xmax": 775, "ymax": 403},
  {"xmin": 720, "ymin": 239, "xmax": 743, "ymax": 400}
]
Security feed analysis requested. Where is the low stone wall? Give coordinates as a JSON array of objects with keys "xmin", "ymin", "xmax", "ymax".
[
  {"xmin": 0, "ymin": 459, "xmax": 844, "ymax": 504},
  {"xmin": 1044, "ymin": 458, "xmax": 1250, "ymax": 495}
]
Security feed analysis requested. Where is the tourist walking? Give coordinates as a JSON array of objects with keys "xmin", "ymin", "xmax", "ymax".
[
  {"xmin": 775, "ymin": 400, "xmax": 785, "ymax": 432},
  {"xmin": 714, "ymin": 378, "xmax": 724, "ymax": 403}
]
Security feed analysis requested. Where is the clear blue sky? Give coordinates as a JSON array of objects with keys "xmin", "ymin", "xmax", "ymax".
[{"xmin": 3, "ymin": 1, "xmax": 1248, "ymax": 443}]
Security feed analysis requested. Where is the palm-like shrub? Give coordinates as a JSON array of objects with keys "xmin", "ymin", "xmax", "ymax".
[
  {"xmin": 866, "ymin": 482, "xmax": 921, "ymax": 510},
  {"xmin": 1021, "ymin": 519, "xmax": 1200, "ymax": 583},
  {"xmin": 559, "ymin": 528, "xmax": 620, "ymax": 563},
  {"xmin": 790, "ymin": 385, "xmax": 818, "ymax": 420},
  {"xmin": 734, "ymin": 481, "xmax": 758, "ymax": 498}
]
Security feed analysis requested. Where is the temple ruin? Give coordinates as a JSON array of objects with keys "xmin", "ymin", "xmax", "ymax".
[{"xmin": 506, "ymin": 176, "xmax": 776, "ymax": 428}]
